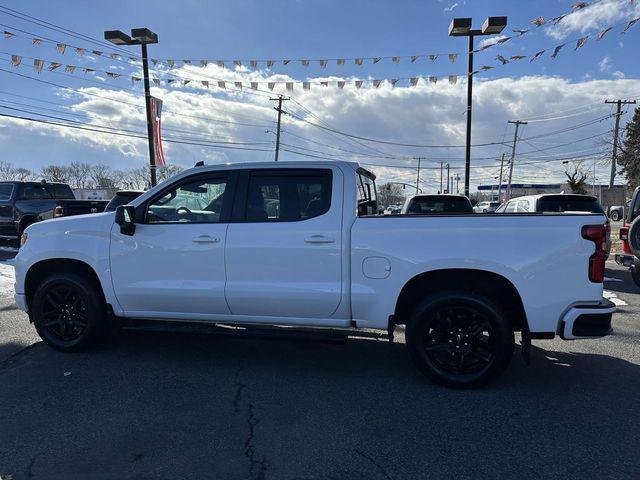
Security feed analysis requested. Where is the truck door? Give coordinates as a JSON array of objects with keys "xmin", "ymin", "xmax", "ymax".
[
  {"xmin": 110, "ymin": 171, "xmax": 234, "ymax": 317},
  {"xmin": 225, "ymin": 168, "xmax": 343, "ymax": 320}
]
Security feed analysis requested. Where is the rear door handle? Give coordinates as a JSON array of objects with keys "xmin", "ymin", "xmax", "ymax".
[
  {"xmin": 192, "ymin": 235, "xmax": 220, "ymax": 244},
  {"xmin": 304, "ymin": 235, "xmax": 335, "ymax": 244}
]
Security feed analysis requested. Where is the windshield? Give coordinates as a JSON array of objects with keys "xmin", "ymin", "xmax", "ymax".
[
  {"xmin": 105, "ymin": 192, "xmax": 143, "ymax": 212},
  {"xmin": 406, "ymin": 196, "xmax": 473, "ymax": 214}
]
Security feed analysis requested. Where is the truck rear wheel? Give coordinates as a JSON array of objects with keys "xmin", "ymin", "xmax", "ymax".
[
  {"xmin": 32, "ymin": 272, "xmax": 107, "ymax": 352},
  {"xmin": 405, "ymin": 291, "xmax": 514, "ymax": 388}
]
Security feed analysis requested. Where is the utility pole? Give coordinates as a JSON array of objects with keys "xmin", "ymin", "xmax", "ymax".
[
  {"xmin": 497, "ymin": 153, "xmax": 505, "ymax": 202},
  {"xmin": 456, "ymin": 173, "xmax": 460, "ymax": 194},
  {"xmin": 605, "ymin": 99, "xmax": 636, "ymax": 188},
  {"xmin": 506, "ymin": 120, "xmax": 527, "ymax": 201},
  {"xmin": 270, "ymin": 95, "xmax": 289, "ymax": 161},
  {"xmin": 446, "ymin": 164, "xmax": 450, "ymax": 193},
  {"xmin": 439, "ymin": 162, "xmax": 443, "ymax": 193},
  {"xmin": 415, "ymin": 157, "xmax": 424, "ymax": 193}
]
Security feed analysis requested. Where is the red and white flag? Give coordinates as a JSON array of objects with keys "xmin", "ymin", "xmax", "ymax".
[{"xmin": 150, "ymin": 96, "xmax": 165, "ymax": 167}]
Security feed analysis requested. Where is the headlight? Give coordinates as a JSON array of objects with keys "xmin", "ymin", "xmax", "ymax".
[{"xmin": 20, "ymin": 232, "xmax": 28, "ymax": 247}]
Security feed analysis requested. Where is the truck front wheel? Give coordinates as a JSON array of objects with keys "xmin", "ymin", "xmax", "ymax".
[
  {"xmin": 32, "ymin": 272, "xmax": 107, "ymax": 352},
  {"xmin": 405, "ymin": 291, "xmax": 514, "ymax": 388}
]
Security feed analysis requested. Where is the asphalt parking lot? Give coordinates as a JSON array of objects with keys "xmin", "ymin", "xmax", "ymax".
[{"xmin": 0, "ymin": 251, "xmax": 638, "ymax": 480}]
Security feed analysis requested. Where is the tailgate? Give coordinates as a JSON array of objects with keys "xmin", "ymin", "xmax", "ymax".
[{"xmin": 59, "ymin": 200, "xmax": 108, "ymax": 216}]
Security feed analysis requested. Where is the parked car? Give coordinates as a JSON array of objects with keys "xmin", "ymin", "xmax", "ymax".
[
  {"xmin": 496, "ymin": 193, "xmax": 611, "ymax": 257},
  {"xmin": 473, "ymin": 201, "xmax": 501, "ymax": 213},
  {"xmin": 384, "ymin": 205, "xmax": 402, "ymax": 215},
  {"xmin": 401, "ymin": 194, "xmax": 473, "ymax": 214},
  {"xmin": 105, "ymin": 190, "xmax": 145, "ymax": 212},
  {"xmin": 609, "ymin": 200, "xmax": 630, "ymax": 222},
  {"xmin": 15, "ymin": 161, "xmax": 614, "ymax": 388},
  {"xmin": 0, "ymin": 181, "xmax": 108, "ymax": 242}
]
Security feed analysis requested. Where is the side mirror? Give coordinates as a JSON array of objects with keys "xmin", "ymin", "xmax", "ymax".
[{"xmin": 115, "ymin": 205, "xmax": 136, "ymax": 236}]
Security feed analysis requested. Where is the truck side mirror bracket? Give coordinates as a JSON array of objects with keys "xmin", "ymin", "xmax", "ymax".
[{"xmin": 115, "ymin": 205, "xmax": 136, "ymax": 236}]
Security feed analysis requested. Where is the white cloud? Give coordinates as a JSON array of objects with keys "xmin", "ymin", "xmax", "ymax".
[
  {"xmin": 546, "ymin": 0, "xmax": 640, "ymax": 40},
  {"xmin": 612, "ymin": 71, "xmax": 626, "ymax": 79},
  {"xmin": 599, "ymin": 56, "xmax": 612, "ymax": 72},
  {"xmin": 443, "ymin": 2, "xmax": 458, "ymax": 12},
  {"xmin": 478, "ymin": 35, "xmax": 509, "ymax": 49}
]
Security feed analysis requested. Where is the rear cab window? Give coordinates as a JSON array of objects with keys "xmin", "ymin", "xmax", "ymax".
[
  {"xmin": 52, "ymin": 184, "xmax": 75, "ymax": 199},
  {"xmin": 536, "ymin": 195, "xmax": 604, "ymax": 214},
  {"xmin": 406, "ymin": 196, "xmax": 473, "ymax": 214}
]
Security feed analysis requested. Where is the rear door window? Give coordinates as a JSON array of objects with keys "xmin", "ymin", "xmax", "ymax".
[
  {"xmin": 505, "ymin": 201, "xmax": 516, "ymax": 213},
  {"xmin": 0, "ymin": 183, "xmax": 13, "ymax": 200},
  {"xmin": 20, "ymin": 184, "xmax": 53, "ymax": 200}
]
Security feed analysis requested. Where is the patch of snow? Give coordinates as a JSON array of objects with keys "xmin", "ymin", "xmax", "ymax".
[
  {"xmin": 603, "ymin": 290, "xmax": 627, "ymax": 306},
  {"xmin": 0, "ymin": 262, "xmax": 15, "ymax": 297},
  {"xmin": 604, "ymin": 276, "xmax": 623, "ymax": 282}
]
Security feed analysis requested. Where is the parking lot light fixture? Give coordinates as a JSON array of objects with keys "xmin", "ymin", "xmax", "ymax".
[{"xmin": 448, "ymin": 15, "xmax": 507, "ymax": 198}]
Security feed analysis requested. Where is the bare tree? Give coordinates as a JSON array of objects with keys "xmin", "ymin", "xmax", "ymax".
[
  {"xmin": 67, "ymin": 161, "xmax": 92, "ymax": 188},
  {"xmin": 41, "ymin": 165, "xmax": 69, "ymax": 183},
  {"xmin": 157, "ymin": 164, "xmax": 184, "ymax": 183},
  {"xmin": 14, "ymin": 168, "xmax": 32, "ymax": 181},
  {"xmin": 0, "ymin": 161, "xmax": 15, "ymax": 181},
  {"xmin": 128, "ymin": 165, "xmax": 152, "ymax": 190},
  {"xmin": 564, "ymin": 162, "xmax": 588, "ymax": 194},
  {"xmin": 377, "ymin": 182, "xmax": 406, "ymax": 208},
  {"xmin": 90, "ymin": 164, "xmax": 118, "ymax": 188}
]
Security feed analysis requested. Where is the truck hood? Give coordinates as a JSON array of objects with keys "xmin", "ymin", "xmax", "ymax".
[{"xmin": 25, "ymin": 211, "xmax": 115, "ymax": 235}]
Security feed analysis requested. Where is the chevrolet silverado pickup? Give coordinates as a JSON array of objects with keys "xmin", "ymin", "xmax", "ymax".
[{"xmin": 13, "ymin": 161, "xmax": 615, "ymax": 387}]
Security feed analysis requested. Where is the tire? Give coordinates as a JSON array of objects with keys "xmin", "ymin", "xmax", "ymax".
[
  {"xmin": 405, "ymin": 291, "xmax": 515, "ymax": 388},
  {"xmin": 628, "ymin": 216, "xmax": 640, "ymax": 259},
  {"xmin": 32, "ymin": 272, "xmax": 107, "ymax": 352},
  {"xmin": 610, "ymin": 210, "xmax": 620, "ymax": 222},
  {"xmin": 631, "ymin": 260, "xmax": 640, "ymax": 289}
]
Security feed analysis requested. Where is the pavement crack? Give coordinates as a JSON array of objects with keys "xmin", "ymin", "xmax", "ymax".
[
  {"xmin": 233, "ymin": 382, "xmax": 246, "ymax": 413},
  {"xmin": 356, "ymin": 449, "xmax": 392, "ymax": 480},
  {"xmin": 25, "ymin": 452, "xmax": 42, "ymax": 478},
  {"xmin": 243, "ymin": 403, "xmax": 267, "ymax": 480}
]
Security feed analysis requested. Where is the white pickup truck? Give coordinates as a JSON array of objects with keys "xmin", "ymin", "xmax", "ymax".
[{"xmin": 14, "ymin": 161, "xmax": 614, "ymax": 387}]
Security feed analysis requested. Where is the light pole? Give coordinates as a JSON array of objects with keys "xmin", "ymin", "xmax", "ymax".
[
  {"xmin": 105, "ymin": 28, "xmax": 159, "ymax": 187},
  {"xmin": 448, "ymin": 16, "xmax": 507, "ymax": 198}
]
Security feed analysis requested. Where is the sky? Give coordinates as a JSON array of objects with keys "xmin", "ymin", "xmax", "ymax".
[{"xmin": 0, "ymin": 0, "xmax": 639, "ymax": 192}]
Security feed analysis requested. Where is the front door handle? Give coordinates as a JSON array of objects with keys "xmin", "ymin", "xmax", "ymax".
[
  {"xmin": 304, "ymin": 235, "xmax": 335, "ymax": 244},
  {"xmin": 192, "ymin": 235, "xmax": 220, "ymax": 244}
]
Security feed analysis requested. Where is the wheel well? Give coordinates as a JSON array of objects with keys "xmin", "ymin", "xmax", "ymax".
[
  {"xmin": 19, "ymin": 215, "xmax": 37, "ymax": 233},
  {"xmin": 25, "ymin": 259, "xmax": 105, "ymax": 310},
  {"xmin": 394, "ymin": 269, "xmax": 528, "ymax": 331}
]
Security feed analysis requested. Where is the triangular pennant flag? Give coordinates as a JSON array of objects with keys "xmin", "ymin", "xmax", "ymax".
[
  {"xmin": 320, "ymin": 81, "xmax": 328, "ymax": 87},
  {"xmin": 597, "ymin": 27, "xmax": 613, "ymax": 40},
  {"xmin": 250, "ymin": 60, "xmax": 257, "ymax": 68},
  {"xmin": 496, "ymin": 36, "xmax": 511, "ymax": 44},
  {"xmin": 575, "ymin": 35, "xmax": 588, "ymax": 50},
  {"xmin": 622, "ymin": 18, "xmax": 639, "ymax": 34},
  {"xmin": 106, "ymin": 72, "xmax": 122, "ymax": 78},
  {"xmin": 373, "ymin": 79, "xmax": 381, "ymax": 88},
  {"xmin": 429, "ymin": 76, "xmax": 438, "ymax": 84},
  {"xmin": 234, "ymin": 60, "xmax": 242, "ymax": 67},
  {"xmin": 3, "ymin": 30, "xmax": 15, "ymax": 39},
  {"xmin": 268, "ymin": 82, "xmax": 275, "ymax": 90},
  {"xmin": 110, "ymin": 53, "xmax": 121, "ymax": 60},
  {"xmin": 530, "ymin": 50, "xmax": 546, "ymax": 62},
  {"xmin": 56, "ymin": 43, "xmax": 67, "ymax": 54},
  {"xmin": 337, "ymin": 59, "xmax": 345, "ymax": 65},
  {"xmin": 202, "ymin": 80, "xmax": 209, "ymax": 88},
  {"xmin": 411, "ymin": 55, "xmax": 419, "ymax": 62},
  {"xmin": 167, "ymin": 59, "xmax": 175, "ymax": 68},
  {"xmin": 303, "ymin": 82, "xmax": 310, "ymax": 90},
  {"xmin": 372, "ymin": 57, "xmax": 381, "ymax": 64},
  {"xmin": 448, "ymin": 75, "xmax": 458, "ymax": 85},
  {"xmin": 34, "ymin": 59, "xmax": 44, "ymax": 73},
  {"xmin": 47, "ymin": 62, "xmax": 62, "ymax": 71},
  {"xmin": 75, "ymin": 47, "xmax": 86, "ymax": 55},
  {"xmin": 355, "ymin": 80, "xmax": 363, "ymax": 88},
  {"xmin": 166, "ymin": 79, "xmax": 176, "ymax": 85},
  {"xmin": 478, "ymin": 43, "xmax": 494, "ymax": 52},
  {"xmin": 217, "ymin": 60, "xmax": 225, "ymax": 68},
  {"xmin": 390, "ymin": 78, "xmax": 399, "ymax": 87},
  {"xmin": 449, "ymin": 53, "xmax": 458, "ymax": 63},
  {"xmin": 551, "ymin": 43, "xmax": 566, "ymax": 59},
  {"xmin": 32, "ymin": 38, "xmax": 43, "ymax": 45},
  {"xmin": 152, "ymin": 77, "xmax": 160, "ymax": 85},
  {"xmin": 131, "ymin": 76, "xmax": 142, "ymax": 84},
  {"xmin": 92, "ymin": 50, "xmax": 103, "ymax": 56},
  {"xmin": 337, "ymin": 81, "xmax": 345, "ymax": 88},
  {"xmin": 551, "ymin": 15, "xmax": 567, "ymax": 25},
  {"xmin": 355, "ymin": 58, "xmax": 363, "ymax": 65},
  {"xmin": 64, "ymin": 65, "xmax": 76, "ymax": 73},
  {"xmin": 283, "ymin": 59, "xmax": 290, "ymax": 65},
  {"xmin": 513, "ymin": 29, "xmax": 529, "ymax": 36},
  {"xmin": 319, "ymin": 59, "xmax": 327, "ymax": 68},
  {"xmin": 531, "ymin": 16, "xmax": 545, "ymax": 26},
  {"xmin": 128, "ymin": 56, "xmax": 138, "ymax": 63},
  {"xmin": 470, "ymin": 70, "xmax": 479, "ymax": 76},
  {"xmin": 234, "ymin": 81, "xmax": 243, "ymax": 89},
  {"xmin": 286, "ymin": 82, "xmax": 293, "ymax": 91},
  {"xmin": 250, "ymin": 82, "xmax": 258, "ymax": 89},
  {"xmin": 217, "ymin": 81, "xmax": 226, "ymax": 88},
  {"xmin": 480, "ymin": 65, "xmax": 494, "ymax": 70},
  {"xmin": 151, "ymin": 59, "xmax": 159, "ymax": 66},
  {"xmin": 182, "ymin": 80, "xmax": 191, "ymax": 86},
  {"xmin": 200, "ymin": 60, "xmax": 208, "ymax": 67},
  {"xmin": 82, "ymin": 67, "xmax": 95, "ymax": 74},
  {"xmin": 410, "ymin": 77, "xmax": 419, "ymax": 86},
  {"xmin": 10, "ymin": 55, "xmax": 21, "ymax": 67},
  {"xmin": 497, "ymin": 55, "xmax": 509, "ymax": 64},
  {"xmin": 183, "ymin": 60, "xmax": 191, "ymax": 65},
  {"xmin": 267, "ymin": 60, "xmax": 274, "ymax": 68},
  {"xmin": 301, "ymin": 59, "xmax": 309, "ymax": 66},
  {"xmin": 510, "ymin": 55, "xmax": 526, "ymax": 61},
  {"xmin": 572, "ymin": 2, "xmax": 589, "ymax": 11},
  {"xmin": 392, "ymin": 56, "xmax": 400, "ymax": 63},
  {"xmin": 429, "ymin": 54, "xmax": 438, "ymax": 62}
]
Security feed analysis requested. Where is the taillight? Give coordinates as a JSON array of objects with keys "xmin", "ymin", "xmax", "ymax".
[
  {"xmin": 620, "ymin": 227, "xmax": 629, "ymax": 241},
  {"xmin": 582, "ymin": 225, "xmax": 606, "ymax": 283},
  {"xmin": 53, "ymin": 205, "xmax": 64, "ymax": 217}
]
